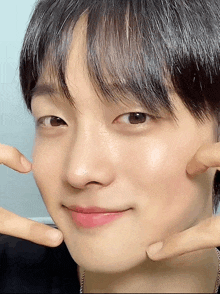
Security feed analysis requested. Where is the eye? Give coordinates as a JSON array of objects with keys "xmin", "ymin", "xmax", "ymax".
[
  {"xmin": 36, "ymin": 116, "xmax": 67, "ymax": 127},
  {"xmin": 115, "ymin": 112, "xmax": 154, "ymax": 125}
]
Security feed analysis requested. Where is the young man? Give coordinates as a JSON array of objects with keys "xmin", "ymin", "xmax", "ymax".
[{"xmin": 1, "ymin": 0, "xmax": 220, "ymax": 292}]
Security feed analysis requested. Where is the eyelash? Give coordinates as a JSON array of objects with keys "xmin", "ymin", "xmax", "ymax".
[{"xmin": 36, "ymin": 113, "xmax": 158, "ymax": 128}]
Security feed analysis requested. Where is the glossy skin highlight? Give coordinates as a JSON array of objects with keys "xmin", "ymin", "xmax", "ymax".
[{"xmin": 31, "ymin": 17, "xmax": 219, "ymax": 293}]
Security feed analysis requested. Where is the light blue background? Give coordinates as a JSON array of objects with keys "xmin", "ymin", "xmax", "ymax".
[
  {"xmin": 0, "ymin": 0, "xmax": 52, "ymax": 222},
  {"xmin": 0, "ymin": 0, "xmax": 219, "ymax": 221}
]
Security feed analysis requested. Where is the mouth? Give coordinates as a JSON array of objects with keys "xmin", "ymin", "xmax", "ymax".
[
  {"xmin": 67, "ymin": 206, "xmax": 131, "ymax": 228},
  {"xmin": 68, "ymin": 205, "xmax": 129, "ymax": 214}
]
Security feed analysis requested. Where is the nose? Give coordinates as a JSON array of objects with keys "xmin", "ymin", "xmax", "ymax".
[{"xmin": 64, "ymin": 123, "xmax": 115, "ymax": 190}]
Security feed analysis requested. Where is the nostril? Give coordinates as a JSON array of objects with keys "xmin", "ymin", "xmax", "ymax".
[{"xmin": 87, "ymin": 181, "xmax": 101, "ymax": 185}]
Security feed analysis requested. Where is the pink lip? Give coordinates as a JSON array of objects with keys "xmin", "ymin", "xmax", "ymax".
[
  {"xmin": 70, "ymin": 210, "xmax": 126, "ymax": 228},
  {"xmin": 68, "ymin": 206, "xmax": 130, "ymax": 228}
]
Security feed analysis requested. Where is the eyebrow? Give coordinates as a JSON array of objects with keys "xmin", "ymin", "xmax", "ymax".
[
  {"xmin": 31, "ymin": 82, "xmax": 77, "ymax": 110},
  {"xmin": 31, "ymin": 83, "xmax": 60, "ymax": 99}
]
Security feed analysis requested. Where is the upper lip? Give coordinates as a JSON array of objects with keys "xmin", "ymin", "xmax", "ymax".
[{"xmin": 67, "ymin": 205, "xmax": 130, "ymax": 214}]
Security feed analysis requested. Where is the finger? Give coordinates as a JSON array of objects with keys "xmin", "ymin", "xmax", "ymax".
[
  {"xmin": 0, "ymin": 143, "xmax": 32, "ymax": 173},
  {"xmin": 0, "ymin": 207, "xmax": 63, "ymax": 247},
  {"xmin": 146, "ymin": 216, "xmax": 220, "ymax": 261},
  {"xmin": 186, "ymin": 142, "xmax": 220, "ymax": 177}
]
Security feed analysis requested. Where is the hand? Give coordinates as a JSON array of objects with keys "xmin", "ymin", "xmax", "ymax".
[
  {"xmin": 146, "ymin": 142, "xmax": 220, "ymax": 260},
  {"xmin": 0, "ymin": 143, "xmax": 63, "ymax": 247}
]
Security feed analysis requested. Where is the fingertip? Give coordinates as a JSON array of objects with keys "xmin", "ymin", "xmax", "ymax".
[
  {"xmin": 20, "ymin": 156, "xmax": 32, "ymax": 171},
  {"xmin": 186, "ymin": 159, "xmax": 209, "ymax": 177},
  {"xmin": 21, "ymin": 167, "xmax": 32, "ymax": 174},
  {"xmin": 46, "ymin": 229, "xmax": 64, "ymax": 247},
  {"xmin": 186, "ymin": 161, "xmax": 196, "ymax": 176},
  {"xmin": 147, "ymin": 241, "xmax": 164, "ymax": 260}
]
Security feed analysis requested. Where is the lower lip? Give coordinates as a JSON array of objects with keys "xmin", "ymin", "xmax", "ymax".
[{"xmin": 71, "ymin": 210, "xmax": 126, "ymax": 228}]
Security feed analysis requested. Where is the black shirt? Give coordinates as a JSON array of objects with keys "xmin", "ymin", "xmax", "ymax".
[
  {"xmin": 0, "ymin": 234, "xmax": 220, "ymax": 293},
  {"xmin": 0, "ymin": 234, "xmax": 80, "ymax": 293}
]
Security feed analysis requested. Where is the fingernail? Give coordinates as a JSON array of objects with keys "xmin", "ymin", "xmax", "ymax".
[
  {"xmin": 147, "ymin": 241, "xmax": 163, "ymax": 256},
  {"xmin": 20, "ymin": 156, "xmax": 32, "ymax": 169}
]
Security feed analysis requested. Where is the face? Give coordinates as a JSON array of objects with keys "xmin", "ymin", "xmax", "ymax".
[{"xmin": 31, "ymin": 18, "xmax": 218, "ymax": 273}]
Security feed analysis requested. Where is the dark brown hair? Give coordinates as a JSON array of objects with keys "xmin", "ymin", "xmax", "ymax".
[{"xmin": 19, "ymin": 0, "xmax": 220, "ymax": 213}]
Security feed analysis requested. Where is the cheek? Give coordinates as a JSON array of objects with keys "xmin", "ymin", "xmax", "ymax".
[
  {"xmin": 121, "ymin": 137, "xmax": 188, "ymax": 190},
  {"xmin": 31, "ymin": 141, "xmax": 63, "ymax": 209},
  {"xmin": 119, "ymin": 137, "xmax": 213, "ymax": 240}
]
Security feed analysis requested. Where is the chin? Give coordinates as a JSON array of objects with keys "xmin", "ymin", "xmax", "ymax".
[{"xmin": 65, "ymin": 238, "xmax": 148, "ymax": 273}]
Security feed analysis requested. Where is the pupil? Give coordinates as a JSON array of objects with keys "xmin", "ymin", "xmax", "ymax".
[
  {"xmin": 129, "ymin": 113, "xmax": 146, "ymax": 124},
  {"xmin": 51, "ymin": 117, "xmax": 63, "ymax": 126}
]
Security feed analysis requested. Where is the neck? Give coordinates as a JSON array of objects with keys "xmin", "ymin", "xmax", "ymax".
[{"xmin": 79, "ymin": 248, "xmax": 219, "ymax": 293}]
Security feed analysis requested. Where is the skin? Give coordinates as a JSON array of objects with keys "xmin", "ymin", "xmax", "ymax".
[{"xmin": 1, "ymin": 15, "xmax": 220, "ymax": 293}]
